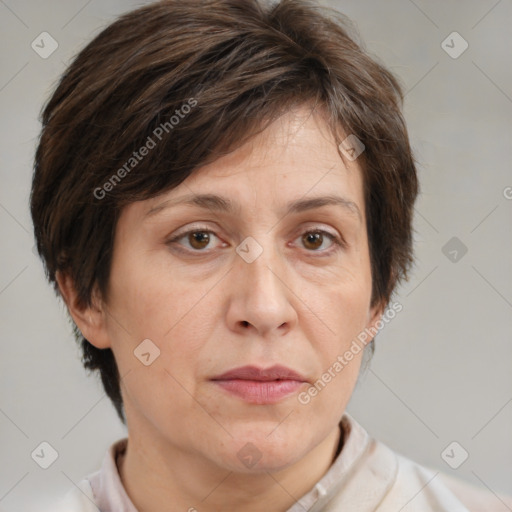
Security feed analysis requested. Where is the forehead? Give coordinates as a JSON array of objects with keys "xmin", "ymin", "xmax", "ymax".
[
  {"xmin": 131, "ymin": 106, "xmax": 365, "ymax": 224},
  {"xmin": 188, "ymin": 106, "xmax": 358, "ymax": 180}
]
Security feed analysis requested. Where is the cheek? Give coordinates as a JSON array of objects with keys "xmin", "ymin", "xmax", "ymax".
[
  {"xmin": 107, "ymin": 248, "xmax": 198, "ymax": 339},
  {"xmin": 120, "ymin": 359, "xmax": 207, "ymax": 445},
  {"xmin": 297, "ymin": 287, "xmax": 367, "ymax": 418},
  {"xmin": 297, "ymin": 272, "xmax": 371, "ymax": 410},
  {"xmin": 109, "ymin": 273, "xmax": 212, "ymax": 428},
  {"xmin": 106, "ymin": 252, "xmax": 220, "ymax": 392},
  {"xmin": 305, "ymin": 273, "xmax": 372, "ymax": 343}
]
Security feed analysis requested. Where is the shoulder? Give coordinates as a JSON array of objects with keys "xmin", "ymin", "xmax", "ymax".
[
  {"xmin": 380, "ymin": 450, "xmax": 512, "ymax": 512},
  {"xmin": 378, "ymin": 452, "xmax": 470, "ymax": 511},
  {"xmin": 38, "ymin": 476, "xmax": 99, "ymax": 512},
  {"xmin": 437, "ymin": 471, "xmax": 512, "ymax": 512},
  {"xmin": 338, "ymin": 415, "xmax": 512, "ymax": 512}
]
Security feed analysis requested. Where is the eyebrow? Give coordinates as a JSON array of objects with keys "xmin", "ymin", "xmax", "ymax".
[{"xmin": 144, "ymin": 193, "xmax": 362, "ymax": 223}]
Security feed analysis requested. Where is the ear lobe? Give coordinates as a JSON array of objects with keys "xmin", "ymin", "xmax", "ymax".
[
  {"xmin": 365, "ymin": 300, "xmax": 385, "ymax": 344},
  {"xmin": 55, "ymin": 270, "xmax": 111, "ymax": 349}
]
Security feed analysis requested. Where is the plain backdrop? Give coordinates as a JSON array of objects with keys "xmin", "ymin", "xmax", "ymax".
[{"xmin": 0, "ymin": 0, "xmax": 511, "ymax": 510}]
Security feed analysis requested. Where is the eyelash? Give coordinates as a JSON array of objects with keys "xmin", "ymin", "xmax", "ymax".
[{"xmin": 166, "ymin": 226, "xmax": 345, "ymax": 255}]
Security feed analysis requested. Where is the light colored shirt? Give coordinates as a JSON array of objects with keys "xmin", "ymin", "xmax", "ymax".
[{"xmin": 48, "ymin": 412, "xmax": 512, "ymax": 511}]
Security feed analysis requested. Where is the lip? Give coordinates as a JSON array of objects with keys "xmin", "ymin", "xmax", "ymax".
[
  {"xmin": 212, "ymin": 365, "xmax": 308, "ymax": 382},
  {"xmin": 211, "ymin": 365, "xmax": 308, "ymax": 404}
]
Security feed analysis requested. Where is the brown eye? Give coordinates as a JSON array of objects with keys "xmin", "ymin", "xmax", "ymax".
[
  {"xmin": 296, "ymin": 229, "xmax": 342, "ymax": 254},
  {"xmin": 302, "ymin": 232, "xmax": 324, "ymax": 250},
  {"xmin": 167, "ymin": 228, "xmax": 220, "ymax": 253},
  {"xmin": 301, "ymin": 230, "xmax": 343, "ymax": 253},
  {"xmin": 187, "ymin": 231, "xmax": 210, "ymax": 250}
]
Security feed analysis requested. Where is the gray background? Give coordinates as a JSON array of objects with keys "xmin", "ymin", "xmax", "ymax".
[{"xmin": 0, "ymin": 0, "xmax": 511, "ymax": 510}]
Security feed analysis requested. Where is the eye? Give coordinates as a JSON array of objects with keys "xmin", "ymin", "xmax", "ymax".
[
  {"xmin": 166, "ymin": 226, "xmax": 344, "ymax": 255},
  {"xmin": 295, "ymin": 229, "xmax": 344, "ymax": 253},
  {"xmin": 167, "ymin": 228, "xmax": 224, "ymax": 252}
]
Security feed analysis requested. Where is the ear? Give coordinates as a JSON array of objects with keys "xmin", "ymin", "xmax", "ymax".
[
  {"xmin": 55, "ymin": 270, "xmax": 111, "ymax": 349},
  {"xmin": 364, "ymin": 300, "xmax": 385, "ymax": 344}
]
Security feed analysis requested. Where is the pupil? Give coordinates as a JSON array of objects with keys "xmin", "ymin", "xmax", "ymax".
[
  {"xmin": 190, "ymin": 232, "xmax": 209, "ymax": 248},
  {"xmin": 305, "ymin": 232, "xmax": 321, "ymax": 249}
]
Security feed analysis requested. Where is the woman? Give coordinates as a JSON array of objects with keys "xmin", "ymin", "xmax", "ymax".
[{"xmin": 30, "ymin": 1, "xmax": 511, "ymax": 510}]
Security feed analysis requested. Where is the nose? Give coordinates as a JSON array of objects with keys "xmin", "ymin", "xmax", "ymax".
[{"xmin": 225, "ymin": 238, "xmax": 298, "ymax": 338}]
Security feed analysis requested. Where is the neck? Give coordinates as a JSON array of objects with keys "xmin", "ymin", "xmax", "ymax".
[{"xmin": 118, "ymin": 422, "xmax": 343, "ymax": 512}]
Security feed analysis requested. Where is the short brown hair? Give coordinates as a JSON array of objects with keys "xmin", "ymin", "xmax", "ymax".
[{"xmin": 30, "ymin": 0, "xmax": 419, "ymax": 424}]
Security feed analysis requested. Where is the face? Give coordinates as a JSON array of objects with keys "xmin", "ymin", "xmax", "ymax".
[{"xmin": 90, "ymin": 106, "xmax": 382, "ymax": 472}]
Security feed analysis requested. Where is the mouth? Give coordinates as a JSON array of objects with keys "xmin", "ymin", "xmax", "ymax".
[{"xmin": 210, "ymin": 365, "xmax": 308, "ymax": 404}]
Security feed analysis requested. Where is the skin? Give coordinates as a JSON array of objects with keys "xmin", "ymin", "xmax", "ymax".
[{"xmin": 57, "ymin": 105, "xmax": 384, "ymax": 512}]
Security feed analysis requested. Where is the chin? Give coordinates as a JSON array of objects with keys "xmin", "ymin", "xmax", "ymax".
[
  {"xmin": 213, "ymin": 433, "xmax": 306, "ymax": 474},
  {"xmin": 222, "ymin": 451, "xmax": 301, "ymax": 474}
]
